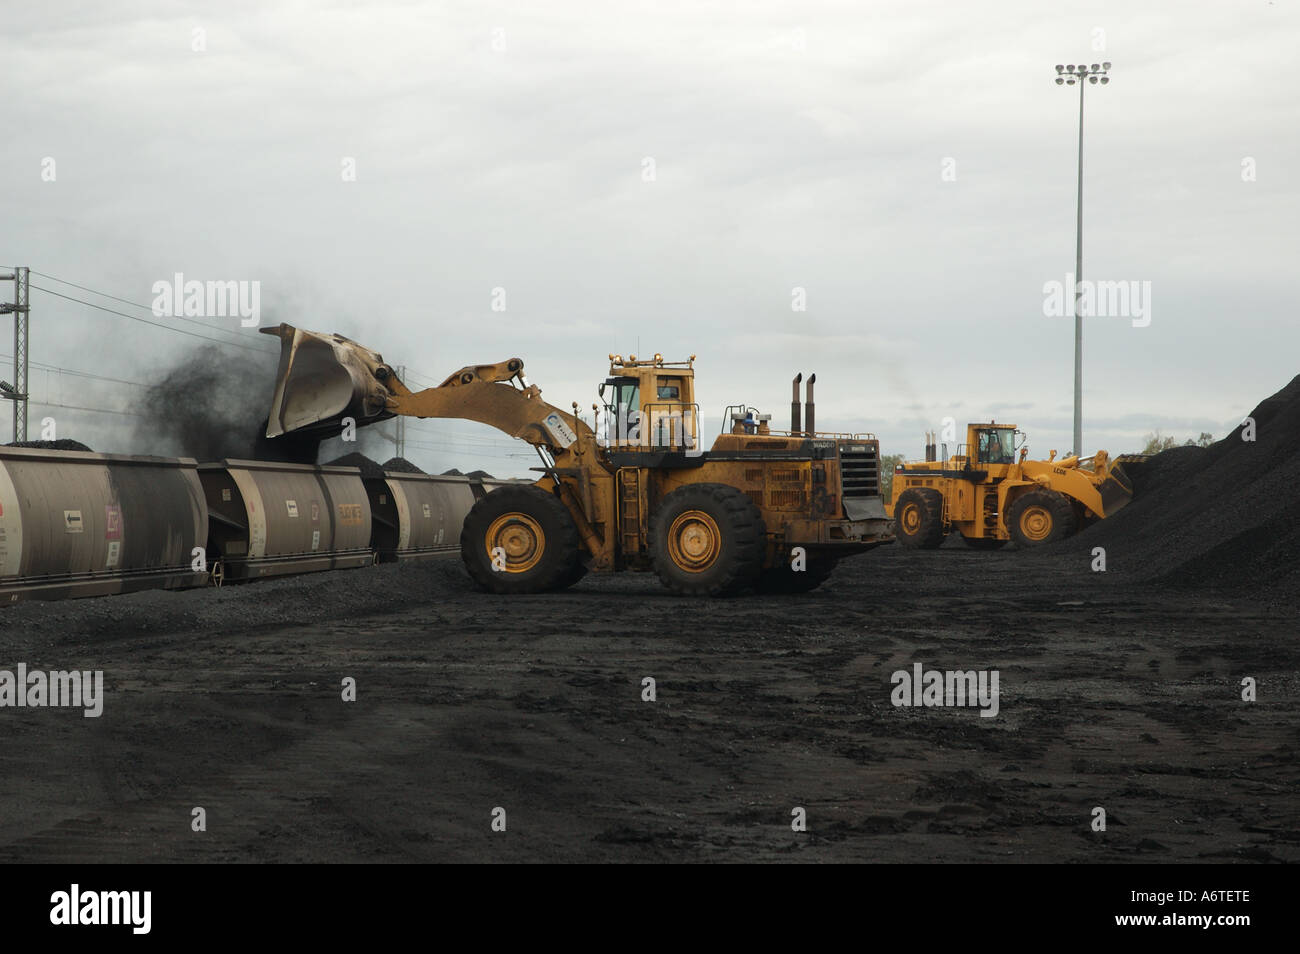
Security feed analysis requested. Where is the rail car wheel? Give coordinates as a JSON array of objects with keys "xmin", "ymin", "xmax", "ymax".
[
  {"xmin": 461, "ymin": 485, "xmax": 581, "ymax": 593},
  {"xmin": 1006, "ymin": 490, "xmax": 1077, "ymax": 548},
  {"xmin": 894, "ymin": 488, "xmax": 945, "ymax": 549},
  {"xmin": 649, "ymin": 483, "xmax": 765, "ymax": 596}
]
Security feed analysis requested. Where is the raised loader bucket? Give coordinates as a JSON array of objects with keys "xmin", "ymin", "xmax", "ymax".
[{"xmin": 261, "ymin": 324, "xmax": 395, "ymax": 438}]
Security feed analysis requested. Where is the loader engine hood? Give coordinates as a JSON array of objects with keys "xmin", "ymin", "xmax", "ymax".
[{"xmin": 261, "ymin": 324, "xmax": 395, "ymax": 438}]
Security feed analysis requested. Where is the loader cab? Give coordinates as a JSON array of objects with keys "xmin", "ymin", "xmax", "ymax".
[
  {"xmin": 602, "ymin": 376, "xmax": 641, "ymax": 446},
  {"xmin": 972, "ymin": 424, "xmax": 1017, "ymax": 466},
  {"xmin": 601, "ymin": 354, "xmax": 700, "ymax": 451}
]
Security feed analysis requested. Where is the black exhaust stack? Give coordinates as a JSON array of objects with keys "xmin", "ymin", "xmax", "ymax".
[
  {"xmin": 805, "ymin": 373, "xmax": 816, "ymax": 436},
  {"xmin": 791, "ymin": 373, "xmax": 802, "ymax": 434}
]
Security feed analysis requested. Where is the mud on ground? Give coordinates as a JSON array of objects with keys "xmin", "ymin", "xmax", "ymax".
[{"xmin": 1, "ymin": 543, "xmax": 1294, "ymax": 863}]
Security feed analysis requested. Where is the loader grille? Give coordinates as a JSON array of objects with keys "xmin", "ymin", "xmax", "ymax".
[{"xmin": 838, "ymin": 441, "xmax": 880, "ymax": 501}]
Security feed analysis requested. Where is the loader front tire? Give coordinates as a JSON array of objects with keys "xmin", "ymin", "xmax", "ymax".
[
  {"xmin": 650, "ymin": 484, "xmax": 765, "ymax": 596},
  {"xmin": 461, "ymin": 485, "xmax": 582, "ymax": 593},
  {"xmin": 894, "ymin": 488, "xmax": 945, "ymax": 549},
  {"xmin": 1006, "ymin": 489, "xmax": 1077, "ymax": 548}
]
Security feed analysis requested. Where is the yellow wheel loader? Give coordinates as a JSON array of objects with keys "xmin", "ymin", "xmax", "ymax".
[
  {"xmin": 888, "ymin": 423, "xmax": 1134, "ymax": 549},
  {"xmin": 261, "ymin": 325, "xmax": 892, "ymax": 595}
]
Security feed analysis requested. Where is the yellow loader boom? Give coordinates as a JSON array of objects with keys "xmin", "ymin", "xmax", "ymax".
[{"xmin": 263, "ymin": 324, "xmax": 588, "ymax": 457}]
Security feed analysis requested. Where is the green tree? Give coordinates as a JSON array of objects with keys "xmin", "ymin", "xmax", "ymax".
[
  {"xmin": 879, "ymin": 453, "xmax": 905, "ymax": 501},
  {"xmin": 1139, "ymin": 430, "xmax": 1213, "ymax": 454},
  {"xmin": 1139, "ymin": 431, "xmax": 1179, "ymax": 455}
]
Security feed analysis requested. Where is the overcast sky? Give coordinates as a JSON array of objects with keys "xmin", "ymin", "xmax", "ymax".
[{"xmin": 3, "ymin": 0, "xmax": 1297, "ymax": 476}]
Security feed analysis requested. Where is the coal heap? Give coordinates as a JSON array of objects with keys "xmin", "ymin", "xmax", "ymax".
[
  {"xmin": 382, "ymin": 457, "xmax": 425, "ymax": 474},
  {"xmin": 325, "ymin": 452, "xmax": 385, "ymax": 479},
  {"xmin": 5, "ymin": 439, "xmax": 94, "ymax": 452},
  {"xmin": 1064, "ymin": 373, "xmax": 1300, "ymax": 598}
]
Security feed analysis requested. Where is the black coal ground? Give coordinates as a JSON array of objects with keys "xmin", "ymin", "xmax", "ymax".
[
  {"xmin": 0, "ymin": 542, "xmax": 1295, "ymax": 863},
  {"xmin": 2, "ymin": 374, "xmax": 1297, "ymax": 861}
]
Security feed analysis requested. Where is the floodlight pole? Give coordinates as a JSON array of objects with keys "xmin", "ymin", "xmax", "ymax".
[
  {"xmin": 1054, "ymin": 62, "xmax": 1110, "ymax": 457},
  {"xmin": 1073, "ymin": 77, "xmax": 1085, "ymax": 459}
]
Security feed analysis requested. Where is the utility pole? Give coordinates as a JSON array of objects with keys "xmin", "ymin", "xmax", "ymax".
[
  {"xmin": 394, "ymin": 364, "xmax": 406, "ymax": 459},
  {"xmin": 1054, "ymin": 62, "xmax": 1110, "ymax": 456},
  {"xmin": 0, "ymin": 266, "xmax": 30, "ymax": 442}
]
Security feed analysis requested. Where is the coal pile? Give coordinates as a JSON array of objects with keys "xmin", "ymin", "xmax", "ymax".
[
  {"xmin": 437, "ymin": 467, "xmax": 499, "ymax": 480},
  {"xmin": 326, "ymin": 453, "xmax": 431, "ymax": 477},
  {"xmin": 1065, "ymin": 373, "xmax": 1300, "ymax": 599},
  {"xmin": 1120, "ymin": 444, "xmax": 1205, "ymax": 496},
  {"xmin": 325, "ymin": 452, "xmax": 385, "ymax": 479},
  {"xmin": 5, "ymin": 439, "xmax": 94, "ymax": 452},
  {"xmin": 382, "ymin": 457, "xmax": 425, "ymax": 474}
]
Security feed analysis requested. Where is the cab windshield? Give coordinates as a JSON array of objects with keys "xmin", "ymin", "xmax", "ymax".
[
  {"xmin": 603, "ymin": 377, "xmax": 640, "ymax": 445},
  {"xmin": 978, "ymin": 428, "xmax": 1016, "ymax": 464}
]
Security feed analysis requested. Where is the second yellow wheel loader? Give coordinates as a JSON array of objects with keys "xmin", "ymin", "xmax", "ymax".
[
  {"xmin": 261, "ymin": 324, "xmax": 893, "ymax": 596},
  {"xmin": 888, "ymin": 422, "xmax": 1135, "ymax": 549}
]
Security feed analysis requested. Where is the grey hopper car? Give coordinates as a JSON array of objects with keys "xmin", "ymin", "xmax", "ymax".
[
  {"xmin": 363, "ymin": 473, "xmax": 520, "ymax": 561},
  {"xmin": 199, "ymin": 460, "xmax": 375, "ymax": 581},
  {"xmin": 0, "ymin": 447, "xmax": 207, "ymax": 603},
  {"xmin": 1, "ymin": 451, "xmax": 517, "ymax": 603}
]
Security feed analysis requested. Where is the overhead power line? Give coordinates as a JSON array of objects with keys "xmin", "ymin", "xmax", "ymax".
[
  {"xmin": 1, "ymin": 353, "xmax": 149, "ymax": 390},
  {"xmin": 27, "ymin": 400, "xmax": 143, "ymax": 419},
  {"xmin": 34, "ymin": 270, "xmax": 173, "ymax": 314},
  {"xmin": 30, "ymin": 284, "xmax": 276, "ymax": 355},
  {"xmin": 15, "ymin": 270, "xmax": 526, "ymax": 461},
  {"xmin": 32, "ymin": 270, "xmax": 279, "ymax": 349},
  {"xmin": 28, "ymin": 271, "xmax": 483, "ymax": 402}
]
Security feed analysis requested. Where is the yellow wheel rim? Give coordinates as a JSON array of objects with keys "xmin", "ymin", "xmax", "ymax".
[
  {"xmin": 1018, "ymin": 505, "xmax": 1053, "ymax": 542},
  {"xmin": 667, "ymin": 509, "xmax": 722, "ymax": 572},
  {"xmin": 485, "ymin": 512, "xmax": 545, "ymax": 573},
  {"xmin": 900, "ymin": 503, "xmax": 922, "ymax": 534}
]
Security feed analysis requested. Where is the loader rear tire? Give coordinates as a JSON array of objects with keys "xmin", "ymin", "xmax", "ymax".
[
  {"xmin": 650, "ymin": 483, "xmax": 765, "ymax": 596},
  {"xmin": 461, "ymin": 485, "xmax": 582, "ymax": 593},
  {"xmin": 1006, "ymin": 489, "xmax": 1077, "ymax": 548},
  {"xmin": 894, "ymin": 488, "xmax": 945, "ymax": 549}
]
